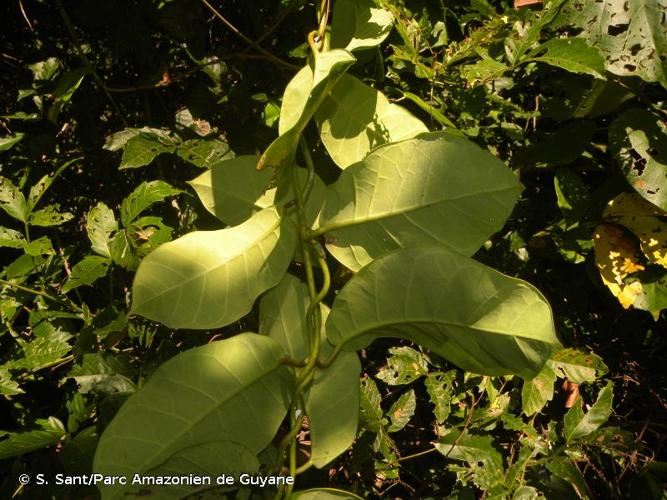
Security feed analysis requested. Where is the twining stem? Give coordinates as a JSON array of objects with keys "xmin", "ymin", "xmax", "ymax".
[{"xmin": 0, "ymin": 278, "xmax": 83, "ymax": 313}]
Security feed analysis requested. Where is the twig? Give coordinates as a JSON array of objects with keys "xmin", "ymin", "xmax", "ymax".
[
  {"xmin": 18, "ymin": 0, "xmax": 34, "ymax": 31},
  {"xmin": 200, "ymin": 0, "xmax": 299, "ymax": 70}
]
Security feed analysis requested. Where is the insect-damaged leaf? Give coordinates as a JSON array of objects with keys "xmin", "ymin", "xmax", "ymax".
[
  {"xmin": 326, "ymin": 246, "xmax": 560, "ymax": 379},
  {"xmin": 131, "ymin": 207, "xmax": 296, "ymax": 329},
  {"xmin": 93, "ymin": 334, "xmax": 294, "ymax": 499},
  {"xmin": 317, "ymin": 131, "xmax": 522, "ymax": 271},
  {"xmin": 315, "ymin": 74, "xmax": 428, "ymax": 169},
  {"xmin": 528, "ymin": 38, "xmax": 605, "ymax": 78}
]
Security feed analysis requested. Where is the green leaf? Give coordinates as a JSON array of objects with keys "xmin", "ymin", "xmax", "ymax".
[
  {"xmin": 61, "ymin": 255, "xmax": 111, "ymax": 293},
  {"xmin": 0, "ymin": 368, "xmax": 22, "ymax": 396},
  {"xmin": 29, "ymin": 204, "xmax": 74, "ymax": 227},
  {"xmin": 512, "ymin": 486, "xmax": 543, "ymax": 500},
  {"xmin": 317, "ymin": 131, "xmax": 522, "ymax": 271},
  {"xmin": 425, "ymin": 370, "xmax": 457, "ymax": 424},
  {"xmin": 259, "ymin": 50, "xmax": 356, "ymax": 172},
  {"xmin": 67, "ymin": 352, "xmax": 135, "ymax": 395},
  {"xmin": 131, "ymin": 207, "xmax": 297, "ymax": 329},
  {"xmin": 521, "ymin": 362, "xmax": 556, "ymax": 416},
  {"xmin": 549, "ymin": 348, "xmax": 608, "ymax": 384},
  {"xmin": 0, "ymin": 176, "xmax": 28, "ymax": 222},
  {"xmin": 176, "ymin": 138, "xmax": 234, "ymax": 168},
  {"xmin": 376, "ymin": 346, "xmax": 428, "ymax": 386},
  {"xmin": 188, "ymin": 155, "xmax": 275, "ymax": 226},
  {"xmin": 120, "ymin": 180, "xmax": 181, "ymax": 228},
  {"xmin": 563, "ymin": 381, "xmax": 614, "ymax": 442},
  {"xmin": 359, "ymin": 377, "xmax": 383, "ymax": 433},
  {"xmin": 293, "ymin": 489, "xmax": 364, "ymax": 500},
  {"xmin": 528, "ymin": 38, "xmax": 605, "ymax": 78},
  {"xmin": 0, "ymin": 417, "xmax": 67, "ymax": 460},
  {"xmin": 315, "ymin": 74, "xmax": 428, "ymax": 169},
  {"xmin": 306, "ymin": 350, "xmax": 361, "ymax": 468},
  {"xmin": 546, "ymin": 458, "xmax": 592, "ymax": 499},
  {"xmin": 563, "ymin": 0, "xmax": 667, "ymax": 87},
  {"xmin": 27, "ymin": 162, "xmax": 71, "ymax": 212},
  {"xmin": 326, "ymin": 246, "xmax": 560, "ymax": 378},
  {"xmin": 109, "ymin": 229, "xmax": 138, "ymax": 270},
  {"xmin": 118, "ymin": 130, "xmax": 179, "ymax": 169},
  {"xmin": 435, "ymin": 431, "xmax": 504, "ymax": 491},
  {"xmin": 330, "ymin": 0, "xmax": 394, "ymax": 52},
  {"xmin": 93, "ymin": 333, "xmax": 295, "ymax": 500},
  {"xmin": 0, "ymin": 226, "xmax": 26, "ymax": 249},
  {"xmin": 0, "ymin": 133, "xmax": 25, "ymax": 152},
  {"xmin": 609, "ymin": 108, "xmax": 667, "ymax": 211},
  {"xmin": 86, "ymin": 202, "xmax": 118, "ymax": 258},
  {"xmin": 387, "ymin": 389, "xmax": 416, "ymax": 432},
  {"xmin": 514, "ymin": 121, "xmax": 596, "ymax": 168},
  {"xmin": 259, "ymin": 273, "xmax": 310, "ymax": 360}
]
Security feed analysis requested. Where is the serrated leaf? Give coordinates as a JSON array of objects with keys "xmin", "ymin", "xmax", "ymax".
[
  {"xmin": 549, "ymin": 348, "xmax": 608, "ymax": 384},
  {"xmin": 315, "ymin": 74, "xmax": 427, "ymax": 169},
  {"xmin": 0, "ymin": 226, "xmax": 26, "ymax": 249},
  {"xmin": 306, "ymin": 351, "xmax": 361, "ymax": 468},
  {"xmin": 528, "ymin": 38, "xmax": 605, "ymax": 78},
  {"xmin": 67, "ymin": 352, "xmax": 135, "ymax": 395},
  {"xmin": 0, "ymin": 176, "xmax": 28, "ymax": 222},
  {"xmin": 93, "ymin": 333, "xmax": 295, "ymax": 500},
  {"xmin": 293, "ymin": 489, "xmax": 364, "ymax": 500},
  {"xmin": 360, "ymin": 377, "xmax": 383, "ymax": 433},
  {"xmin": 0, "ymin": 368, "xmax": 22, "ymax": 396},
  {"xmin": 109, "ymin": 229, "xmax": 138, "ymax": 270},
  {"xmin": 120, "ymin": 180, "xmax": 181, "ymax": 228},
  {"xmin": 387, "ymin": 389, "xmax": 415, "ymax": 432},
  {"xmin": 188, "ymin": 155, "xmax": 275, "ymax": 226},
  {"xmin": 318, "ymin": 131, "xmax": 522, "ymax": 271},
  {"xmin": 61, "ymin": 255, "xmax": 111, "ymax": 293},
  {"xmin": 118, "ymin": 130, "xmax": 179, "ymax": 169},
  {"xmin": 86, "ymin": 202, "xmax": 117, "ymax": 258},
  {"xmin": 326, "ymin": 246, "xmax": 560, "ymax": 378},
  {"xmin": 29, "ymin": 205, "xmax": 73, "ymax": 227},
  {"xmin": 521, "ymin": 362, "xmax": 556, "ymax": 415},
  {"xmin": 259, "ymin": 50, "xmax": 356, "ymax": 172},
  {"xmin": 425, "ymin": 370, "xmax": 457, "ymax": 424},
  {"xmin": 0, "ymin": 417, "xmax": 66, "ymax": 459},
  {"xmin": 9, "ymin": 322, "xmax": 72, "ymax": 371},
  {"xmin": 176, "ymin": 138, "xmax": 234, "ymax": 168},
  {"xmin": 609, "ymin": 109, "xmax": 667, "ymax": 211},
  {"xmin": 376, "ymin": 346, "xmax": 428, "ymax": 386},
  {"xmin": 131, "ymin": 207, "xmax": 296, "ymax": 329},
  {"xmin": 563, "ymin": 381, "xmax": 614, "ymax": 442},
  {"xmin": 330, "ymin": 0, "xmax": 394, "ymax": 52}
]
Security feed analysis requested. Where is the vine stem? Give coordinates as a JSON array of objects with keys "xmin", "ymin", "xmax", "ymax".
[
  {"xmin": 200, "ymin": 0, "xmax": 299, "ymax": 70},
  {"xmin": 0, "ymin": 278, "xmax": 82, "ymax": 312}
]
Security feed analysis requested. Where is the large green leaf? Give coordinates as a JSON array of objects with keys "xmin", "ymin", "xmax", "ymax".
[
  {"xmin": 131, "ymin": 207, "xmax": 297, "ymax": 329},
  {"xmin": 527, "ymin": 38, "xmax": 605, "ymax": 78},
  {"xmin": 330, "ymin": 0, "xmax": 394, "ymax": 52},
  {"xmin": 317, "ymin": 132, "xmax": 522, "ymax": 271},
  {"xmin": 564, "ymin": 381, "xmax": 614, "ymax": 442},
  {"xmin": 306, "ymin": 350, "xmax": 360, "ymax": 468},
  {"xmin": 188, "ymin": 155, "xmax": 275, "ymax": 226},
  {"xmin": 326, "ymin": 246, "xmax": 560, "ymax": 378},
  {"xmin": 315, "ymin": 74, "xmax": 428, "ymax": 169},
  {"xmin": 93, "ymin": 333, "xmax": 294, "ymax": 499},
  {"xmin": 563, "ymin": 0, "xmax": 667, "ymax": 87},
  {"xmin": 609, "ymin": 108, "xmax": 667, "ymax": 211},
  {"xmin": 258, "ymin": 50, "xmax": 356, "ymax": 172},
  {"xmin": 0, "ymin": 417, "xmax": 66, "ymax": 460}
]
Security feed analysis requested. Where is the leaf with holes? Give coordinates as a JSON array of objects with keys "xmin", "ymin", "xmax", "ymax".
[{"xmin": 528, "ymin": 38, "xmax": 605, "ymax": 78}]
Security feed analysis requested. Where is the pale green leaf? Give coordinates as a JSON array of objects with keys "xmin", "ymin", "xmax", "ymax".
[
  {"xmin": 86, "ymin": 202, "xmax": 118, "ymax": 258},
  {"xmin": 317, "ymin": 131, "xmax": 522, "ymax": 271},
  {"xmin": 120, "ymin": 180, "xmax": 181, "ymax": 228},
  {"xmin": 9, "ymin": 322, "xmax": 72, "ymax": 371},
  {"xmin": 330, "ymin": 0, "xmax": 394, "ymax": 52},
  {"xmin": 376, "ymin": 346, "xmax": 428, "ymax": 386},
  {"xmin": 609, "ymin": 108, "xmax": 667, "ymax": 210},
  {"xmin": 177, "ymin": 138, "xmax": 234, "ymax": 168},
  {"xmin": 293, "ymin": 489, "xmax": 364, "ymax": 500},
  {"xmin": 0, "ymin": 133, "xmax": 25, "ymax": 152},
  {"xmin": 521, "ymin": 361, "xmax": 556, "ymax": 416},
  {"xmin": 109, "ymin": 229, "xmax": 138, "ymax": 270},
  {"xmin": 118, "ymin": 130, "xmax": 179, "ymax": 169},
  {"xmin": 326, "ymin": 246, "xmax": 560, "ymax": 378},
  {"xmin": 131, "ymin": 207, "xmax": 297, "ymax": 329},
  {"xmin": 188, "ymin": 155, "xmax": 275, "ymax": 226},
  {"xmin": 0, "ymin": 368, "xmax": 22, "ymax": 396},
  {"xmin": 259, "ymin": 50, "xmax": 356, "ymax": 172},
  {"xmin": 387, "ymin": 389, "xmax": 416, "ymax": 432},
  {"xmin": 0, "ymin": 226, "xmax": 26, "ymax": 249},
  {"xmin": 359, "ymin": 377, "xmax": 383, "ymax": 433},
  {"xmin": 0, "ymin": 176, "xmax": 28, "ymax": 222},
  {"xmin": 61, "ymin": 255, "xmax": 111, "ymax": 293},
  {"xmin": 93, "ymin": 333, "xmax": 295, "ymax": 500},
  {"xmin": 528, "ymin": 38, "xmax": 605, "ymax": 78},
  {"xmin": 564, "ymin": 381, "xmax": 614, "ymax": 442},
  {"xmin": 512, "ymin": 486, "xmax": 543, "ymax": 500},
  {"xmin": 306, "ymin": 350, "xmax": 360, "ymax": 468},
  {"xmin": 549, "ymin": 348, "xmax": 608, "ymax": 384},
  {"xmin": 22, "ymin": 236, "xmax": 53, "ymax": 256},
  {"xmin": 316, "ymin": 74, "xmax": 428, "ymax": 169},
  {"xmin": 0, "ymin": 417, "xmax": 67, "ymax": 460},
  {"xmin": 29, "ymin": 205, "xmax": 74, "ymax": 227},
  {"xmin": 425, "ymin": 370, "xmax": 457, "ymax": 424}
]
